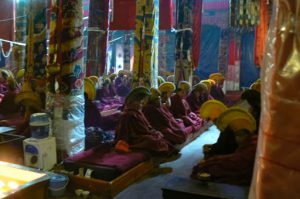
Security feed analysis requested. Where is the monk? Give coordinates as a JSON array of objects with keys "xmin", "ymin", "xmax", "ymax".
[
  {"xmin": 115, "ymin": 87, "xmax": 173, "ymax": 155},
  {"xmin": 84, "ymin": 92, "xmax": 102, "ymax": 128},
  {"xmin": 191, "ymin": 113, "xmax": 257, "ymax": 185},
  {"xmin": 170, "ymin": 81, "xmax": 202, "ymax": 130},
  {"xmin": 143, "ymin": 88, "xmax": 194, "ymax": 145},
  {"xmin": 158, "ymin": 82, "xmax": 176, "ymax": 108},
  {"xmin": 186, "ymin": 83, "xmax": 208, "ymax": 114},
  {"xmin": 115, "ymin": 75, "xmax": 131, "ymax": 97},
  {"xmin": 209, "ymin": 73, "xmax": 226, "ymax": 102},
  {"xmin": 203, "ymin": 107, "xmax": 257, "ymax": 158},
  {"xmin": 0, "ymin": 77, "xmax": 20, "ymax": 117},
  {"xmin": 95, "ymin": 78, "xmax": 111, "ymax": 101}
]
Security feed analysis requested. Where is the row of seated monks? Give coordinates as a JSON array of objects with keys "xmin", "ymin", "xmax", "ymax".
[{"xmin": 0, "ymin": 67, "xmax": 261, "ymax": 186}]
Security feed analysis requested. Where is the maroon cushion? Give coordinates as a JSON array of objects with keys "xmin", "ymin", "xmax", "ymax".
[{"xmin": 64, "ymin": 144, "xmax": 149, "ymax": 180}]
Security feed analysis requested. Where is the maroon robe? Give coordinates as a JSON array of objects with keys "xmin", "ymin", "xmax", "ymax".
[
  {"xmin": 191, "ymin": 136, "xmax": 257, "ymax": 185},
  {"xmin": 143, "ymin": 103, "xmax": 192, "ymax": 144},
  {"xmin": 0, "ymin": 91, "xmax": 19, "ymax": 116},
  {"xmin": 115, "ymin": 108, "xmax": 171, "ymax": 155},
  {"xmin": 186, "ymin": 93, "xmax": 204, "ymax": 114},
  {"xmin": 170, "ymin": 94, "xmax": 202, "ymax": 130}
]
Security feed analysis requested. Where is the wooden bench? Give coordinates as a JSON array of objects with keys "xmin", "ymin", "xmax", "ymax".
[{"xmin": 162, "ymin": 176, "xmax": 249, "ymax": 199}]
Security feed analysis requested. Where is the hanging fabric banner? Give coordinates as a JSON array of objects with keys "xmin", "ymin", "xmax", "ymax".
[
  {"xmin": 86, "ymin": 0, "xmax": 109, "ymax": 76},
  {"xmin": 217, "ymin": 29, "xmax": 230, "ymax": 75},
  {"xmin": 254, "ymin": 0, "xmax": 269, "ymax": 67},
  {"xmin": 192, "ymin": 0, "xmax": 203, "ymax": 70},
  {"xmin": 132, "ymin": 0, "xmax": 159, "ymax": 88},
  {"xmin": 123, "ymin": 31, "xmax": 132, "ymax": 71},
  {"xmin": 47, "ymin": 0, "xmax": 85, "ymax": 157},
  {"xmin": 174, "ymin": 0, "xmax": 194, "ymax": 85},
  {"xmin": 110, "ymin": 0, "xmax": 172, "ymax": 30}
]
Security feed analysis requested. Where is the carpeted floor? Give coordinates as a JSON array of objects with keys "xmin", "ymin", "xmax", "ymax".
[{"xmin": 114, "ymin": 125, "xmax": 220, "ymax": 199}]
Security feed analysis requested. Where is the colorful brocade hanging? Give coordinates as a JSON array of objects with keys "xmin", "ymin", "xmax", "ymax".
[
  {"xmin": 174, "ymin": 0, "xmax": 194, "ymax": 85},
  {"xmin": 132, "ymin": 0, "xmax": 159, "ymax": 88}
]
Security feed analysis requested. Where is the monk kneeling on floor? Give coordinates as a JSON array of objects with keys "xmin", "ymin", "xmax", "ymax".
[
  {"xmin": 170, "ymin": 81, "xmax": 202, "ymax": 131},
  {"xmin": 115, "ymin": 87, "xmax": 174, "ymax": 155},
  {"xmin": 143, "ymin": 88, "xmax": 194, "ymax": 145},
  {"xmin": 191, "ymin": 108, "xmax": 257, "ymax": 185}
]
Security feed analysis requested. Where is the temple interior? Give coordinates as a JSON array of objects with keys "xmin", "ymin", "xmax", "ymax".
[{"xmin": 0, "ymin": 0, "xmax": 299, "ymax": 198}]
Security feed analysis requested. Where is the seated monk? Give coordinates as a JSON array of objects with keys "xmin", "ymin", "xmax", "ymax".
[
  {"xmin": 170, "ymin": 81, "xmax": 202, "ymax": 129},
  {"xmin": 158, "ymin": 82, "xmax": 176, "ymax": 108},
  {"xmin": 115, "ymin": 75, "xmax": 131, "ymax": 97},
  {"xmin": 0, "ymin": 77, "xmax": 20, "ymax": 118},
  {"xmin": 186, "ymin": 83, "xmax": 208, "ymax": 114},
  {"xmin": 115, "ymin": 87, "xmax": 173, "ymax": 155},
  {"xmin": 108, "ymin": 73, "xmax": 117, "ymax": 96},
  {"xmin": 203, "ymin": 107, "xmax": 256, "ymax": 159},
  {"xmin": 200, "ymin": 80, "xmax": 215, "ymax": 101},
  {"xmin": 143, "ymin": 88, "xmax": 193, "ymax": 145},
  {"xmin": 209, "ymin": 73, "xmax": 226, "ymax": 103},
  {"xmin": 191, "ymin": 108, "xmax": 257, "ymax": 185},
  {"xmin": 95, "ymin": 78, "xmax": 111, "ymax": 101}
]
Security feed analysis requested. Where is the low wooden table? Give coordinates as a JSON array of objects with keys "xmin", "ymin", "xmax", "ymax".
[{"xmin": 162, "ymin": 176, "xmax": 249, "ymax": 199}]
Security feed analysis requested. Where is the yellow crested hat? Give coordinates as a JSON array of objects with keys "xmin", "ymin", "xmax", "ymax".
[
  {"xmin": 193, "ymin": 83, "xmax": 208, "ymax": 92},
  {"xmin": 15, "ymin": 81, "xmax": 41, "ymax": 110},
  {"xmin": 158, "ymin": 82, "xmax": 176, "ymax": 93},
  {"xmin": 0, "ymin": 69, "xmax": 14, "ymax": 79},
  {"xmin": 216, "ymin": 107, "xmax": 256, "ymax": 133},
  {"xmin": 199, "ymin": 100, "xmax": 227, "ymax": 120},
  {"xmin": 88, "ymin": 76, "xmax": 99, "ymax": 85},
  {"xmin": 200, "ymin": 80, "xmax": 213, "ymax": 90},
  {"xmin": 209, "ymin": 73, "xmax": 225, "ymax": 81},
  {"xmin": 157, "ymin": 76, "xmax": 165, "ymax": 86},
  {"xmin": 150, "ymin": 87, "xmax": 161, "ymax": 97},
  {"xmin": 178, "ymin": 81, "xmax": 191, "ymax": 91},
  {"xmin": 125, "ymin": 86, "xmax": 151, "ymax": 104},
  {"xmin": 16, "ymin": 69, "xmax": 25, "ymax": 79},
  {"xmin": 250, "ymin": 82, "xmax": 261, "ymax": 92},
  {"xmin": 118, "ymin": 70, "xmax": 130, "ymax": 76},
  {"xmin": 109, "ymin": 73, "xmax": 117, "ymax": 79},
  {"xmin": 84, "ymin": 78, "xmax": 96, "ymax": 100},
  {"xmin": 166, "ymin": 75, "xmax": 175, "ymax": 82}
]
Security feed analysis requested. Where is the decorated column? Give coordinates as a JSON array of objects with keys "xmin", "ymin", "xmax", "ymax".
[
  {"xmin": 86, "ymin": 0, "xmax": 109, "ymax": 76},
  {"xmin": 132, "ymin": 0, "xmax": 159, "ymax": 88},
  {"xmin": 174, "ymin": 0, "xmax": 194, "ymax": 85},
  {"xmin": 47, "ymin": 0, "xmax": 85, "ymax": 157},
  {"xmin": 13, "ymin": 0, "xmax": 27, "ymax": 72}
]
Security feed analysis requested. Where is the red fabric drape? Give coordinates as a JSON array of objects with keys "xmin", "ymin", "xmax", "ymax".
[
  {"xmin": 0, "ymin": 0, "xmax": 14, "ymax": 51},
  {"xmin": 110, "ymin": 0, "xmax": 173, "ymax": 30},
  {"xmin": 192, "ymin": 0, "xmax": 203, "ymax": 69},
  {"xmin": 254, "ymin": 0, "xmax": 269, "ymax": 67},
  {"xmin": 228, "ymin": 39, "xmax": 236, "ymax": 65}
]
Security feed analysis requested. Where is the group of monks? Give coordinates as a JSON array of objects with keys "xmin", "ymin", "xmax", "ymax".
[{"xmin": 0, "ymin": 67, "xmax": 262, "ymax": 186}]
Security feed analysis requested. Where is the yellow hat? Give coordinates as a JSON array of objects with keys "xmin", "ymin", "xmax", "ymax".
[
  {"xmin": 118, "ymin": 70, "xmax": 130, "ymax": 76},
  {"xmin": 216, "ymin": 107, "xmax": 256, "ymax": 133},
  {"xmin": 150, "ymin": 87, "xmax": 161, "ymax": 97},
  {"xmin": 193, "ymin": 83, "xmax": 208, "ymax": 92},
  {"xmin": 209, "ymin": 73, "xmax": 225, "ymax": 81},
  {"xmin": 178, "ymin": 81, "xmax": 191, "ymax": 91},
  {"xmin": 16, "ymin": 69, "xmax": 25, "ymax": 79},
  {"xmin": 250, "ymin": 82, "xmax": 261, "ymax": 92},
  {"xmin": 88, "ymin": 76, "xmax": 99, "ymax": 85},
  {"xmin": 0, "ymin": 69, "xmax": 13, "ymax": 80},
  {"xmin": 199, "ymin": 100, "xmax": 227, "ymax": 120},
  {"xmin": 16, "ymin": 81, "xmax": 41, "ymax": 110},
  {"xmin": 158, "ymin": 82, "xmax": 176, "ymax": 93},
  {"xmin": 109, "ymin": 73, "xmax": 117, "ymax": 79},
  {"xmin": 166, "ymin": 75, "xmax": 175, "ymax": 82},
  {"xmin": 200, "ymin": 80, "xmax": 213, "ymax": 90},
  {"xmin": 84, "ymin": 78, "xmax": 96, "ymax": 100},
  {"xmin": 157, "ymin": 76, "xmax": 165, "ymax": 86},
  {"xmin": 125, "ymin": 87, "xmax": 151, "ymax": 104}
]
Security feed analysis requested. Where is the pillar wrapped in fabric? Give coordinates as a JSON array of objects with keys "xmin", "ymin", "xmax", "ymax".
[
  {"xmin": 14, "ymin": 0, "xmax": 27, "ymax": 72},
  {"xmin": 249, "ymin": 0, "xmax": 300, "ymax": 198},
  {"xmin": 174, "ymin": 0, "xmax": 194, "ymax": 85},
  {"xmin": 47, "ymin": 0, "xmax": 85, "ymax": 157},
  {"xmin": 254, "ymin": 0, "xmax": 269, "ymax": 67},
  {"xmin": 86, "ymin": 0, "xmax": 109, "ymax": 76},
  {"xmin": 132, "ymin": 0, "xmax": 159, "ymax": 88},
  {"xmin": 31, "ymin": 0, "xmax": 47, "ymax": 95}
]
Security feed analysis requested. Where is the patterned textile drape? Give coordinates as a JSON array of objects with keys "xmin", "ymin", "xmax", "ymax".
[
  {"xmin": 132, "ymin": 0, "xmax": 159, "ymax": 88},
  {"xmin": 192, "ymin": 0, "xmax": 203, "ymax": 70},
  {"xmin": 86, "ymin": 0, "xmax": 109, "ymax": 76},
  {"xmin": 174, "ymin": 0, "xmax": 194, "ymax": 85},
  {"xmin": 47, "ymin": 0, "xmax": 85, "ymax": 157},
  {"xmin": 14, "ymin": 0, "xmax": 27, "ymax": 72},
  {"xmin": 254, "ymin": 0, "xmax": 269, "ymax": 67}
]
